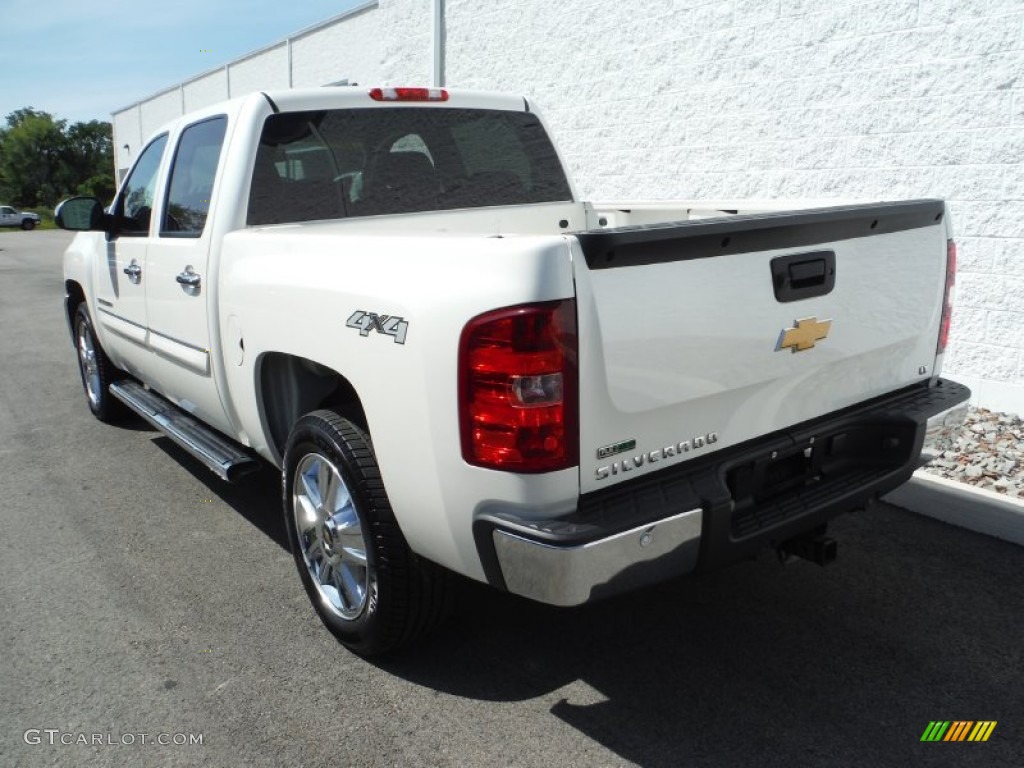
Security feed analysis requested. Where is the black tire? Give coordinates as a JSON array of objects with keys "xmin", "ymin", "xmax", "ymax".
[
  {"xmin": 283, "ymin": 410, "xmax": 451, "ymax": 656},
  {"xmin": 73, "ymin": 304, "xmax": 124, "ymax": 422},
  {"xmin": 21, "ymin": 219, "xmax": 35, "ymax": 230}
]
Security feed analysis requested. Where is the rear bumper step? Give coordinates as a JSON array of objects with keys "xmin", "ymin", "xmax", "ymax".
[{"xmin": 109, "ymin": 381, "xmax": 259, "ymax": 482}]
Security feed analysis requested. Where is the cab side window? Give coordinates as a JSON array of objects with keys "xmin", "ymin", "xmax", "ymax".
[
  {"xmin": 161, "ymin": 116, "xmax": 227, "ymax": 237},
  {"xmin": 114, "ymin": 134, "xmax": 168, "ymax": 236}
]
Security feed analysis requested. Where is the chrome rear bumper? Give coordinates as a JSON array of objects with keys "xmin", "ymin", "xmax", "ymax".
[{"xmin": 491, "ymin": 508, "xmax": 703, "ymax": 606}]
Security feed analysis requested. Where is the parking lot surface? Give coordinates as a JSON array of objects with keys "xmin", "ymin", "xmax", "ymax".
[{"xmin": 1, "ymin": 230, "xmax": 1020, "ymax": 767}]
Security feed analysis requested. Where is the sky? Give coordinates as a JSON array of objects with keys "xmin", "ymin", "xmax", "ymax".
[{"xmin": 0, "ymin": 0, "xmax": 367, "ymax": 125}]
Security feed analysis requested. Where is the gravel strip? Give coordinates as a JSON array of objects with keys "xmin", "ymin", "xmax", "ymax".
[{"xmin": 921, "ymin": 406, "xmax": 1024, "ymax": 498}]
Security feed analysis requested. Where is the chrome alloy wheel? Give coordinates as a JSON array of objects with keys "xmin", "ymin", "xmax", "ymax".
[
  {"xmin": 292, "ymin": 453, "xmax": 370, "ymax": 620},
  {"xmin": 77, "ymin": 319, "xmax": 102, "ymax": 408}
]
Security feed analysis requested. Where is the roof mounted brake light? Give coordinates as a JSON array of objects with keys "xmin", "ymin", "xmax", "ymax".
[{"xmin": 368, "ymin": 87, "xmax": 449, "ymax": 102}]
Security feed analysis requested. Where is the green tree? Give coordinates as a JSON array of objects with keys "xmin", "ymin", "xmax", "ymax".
[
  {"xmin": 0, "ymin": 108, "xmax": 114, "ymax": 208},
  {"xmin": 0, "ymin": 109, "xmax": 68, "ymax": 207},
  {"xmin": 65, "ymin": 120, "xmax": 115, "ymax": 201}
]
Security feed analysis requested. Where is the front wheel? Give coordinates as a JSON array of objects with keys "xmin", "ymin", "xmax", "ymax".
[
  {"xmin": 21, "ymin": 219, "xmax": 35, "ymax": 230},
  {"xmin": 74, "ymin": 304, "xmax": 123, "ymax": 422},
  {"xmin": 283, "ymin": 410, "xmax": 451, "ymax": 656}
]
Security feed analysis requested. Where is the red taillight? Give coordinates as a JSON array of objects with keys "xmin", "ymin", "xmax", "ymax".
[
  {"xmin": 937, "ymin": 239, "xmax": 956, "ymax": 354},
  {"xmin": 459, "ymin": 300, "xmax": 578, "ymax": 473},
  {"xmin": 368, "ymin": 87, "xmax": 449, "ymax": 102}
]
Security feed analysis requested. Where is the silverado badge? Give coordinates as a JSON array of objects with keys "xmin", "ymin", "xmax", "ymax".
[{"xmin": 777, "ymin": 317, "xmax": 831, "ymax": 352}]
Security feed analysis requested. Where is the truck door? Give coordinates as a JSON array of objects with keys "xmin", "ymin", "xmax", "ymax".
[
  {"xmin": 143, "ymin": 115, "xmax": 232, "ymax": 434},
  {"xmin": 93, "ymin": 133, "xmax": 168, "ymax": 376}
]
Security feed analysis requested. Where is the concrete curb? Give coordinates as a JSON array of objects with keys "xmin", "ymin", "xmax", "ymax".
[{"xmin": 883, "ymin": 470, "xmax": 1024, "ymax": 547}]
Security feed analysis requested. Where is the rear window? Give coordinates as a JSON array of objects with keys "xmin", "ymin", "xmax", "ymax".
[{"xmin": 247, "ymin": 107, "xmax": 571, "ymax": 225}]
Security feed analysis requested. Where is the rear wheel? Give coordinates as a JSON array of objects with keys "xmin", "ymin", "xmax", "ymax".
[
  {"xmin": 74, "ymin": 304, "xmax": 123, "ymax": 422},
  {"xmin": 283, "ymin": 410, "xmax": 451, "ymax": 656}
]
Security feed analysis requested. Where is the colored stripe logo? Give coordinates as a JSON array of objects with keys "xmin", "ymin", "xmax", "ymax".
[{"xmin": 920, "ymin": 721, "xmax": 997, "ymax": 742}]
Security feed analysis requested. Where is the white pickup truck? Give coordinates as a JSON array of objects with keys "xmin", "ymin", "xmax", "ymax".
[
  {"xmin": 0, "ymin": 205, "xmax": 40, "ymax": 229},
  {"xmin": 58, "ymin": 86, "xmax": 970, "ymax": 656}
]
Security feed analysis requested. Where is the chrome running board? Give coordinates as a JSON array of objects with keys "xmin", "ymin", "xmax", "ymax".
[{"xmin": 109, "ymin": 380, "xmax": 260, "ymax": 482}]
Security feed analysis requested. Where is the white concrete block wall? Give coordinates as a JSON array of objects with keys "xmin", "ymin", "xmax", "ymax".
[
  {"xmin": 229, "ymin": 45, "xmax": 290, "ymax": 96},
  {"xmin": 291, "ymin": 5, "xmax": 382, "ymax": 87},
  {"xmin": 139, "ymin": 90, "xmax": 183, "ymax": 144},
  {"xmin": 379, "ymin": 0, "xmax": 433, "ymax": 85},
  {"xmin": 112, "ymin": 110, "xmax": 141, "ymax": 175},
  {"xmin": 380, "ymin": 0, "xmax": 1024, "ymax": 414},
  {"xmin": 183, "ymin": 71, "xmax": 229, "ymax": 112}
]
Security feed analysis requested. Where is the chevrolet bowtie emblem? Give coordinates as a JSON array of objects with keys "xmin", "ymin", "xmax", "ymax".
[{"xmin": 777, "ymin": 317, "xmax": 832, "ymax": 352}]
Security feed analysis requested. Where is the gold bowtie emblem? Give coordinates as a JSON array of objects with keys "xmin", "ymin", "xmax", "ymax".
[{"xmin": 777, "ymin": 317, "xmax": 832, "ymax": 352}]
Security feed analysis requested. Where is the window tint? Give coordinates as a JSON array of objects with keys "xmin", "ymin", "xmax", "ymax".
[
  {"xmin": 449, "ymin": 119, "xmax": 529, "ymax": 185},
  {"xmin": 162, "ymin": 116, "xmax": 227, "ymax": 237},
  {"xmin": 248, "ymin": 108, "xmax": 571, "ymax": 226},
  {"xmin": 115, "ymin": 134, "xmax": 168, "ymax": 235}
]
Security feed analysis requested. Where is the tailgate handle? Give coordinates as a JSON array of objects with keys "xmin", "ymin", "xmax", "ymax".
[
  {"xmin": 789, "ymin": 259, "xmax": 826, "ymax": 285},
  {"xmin": 771, "ymin": 251, "xmax": 836, "ymax": 303}
]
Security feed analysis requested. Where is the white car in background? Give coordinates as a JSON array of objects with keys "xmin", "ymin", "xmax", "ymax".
[{"xmin": 0, "ymin": 205, "xmax": 41, "ymax": 230}]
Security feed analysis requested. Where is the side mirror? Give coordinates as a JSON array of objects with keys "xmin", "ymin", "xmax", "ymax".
[{"xmin": 54, "ymin": 197, "xmax": 110, "ymax": 232}]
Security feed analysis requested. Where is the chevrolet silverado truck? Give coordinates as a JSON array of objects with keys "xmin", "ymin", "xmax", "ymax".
[
  {"xmin": 0, "ymin": 205, "xmax": 40, "ymax": 229},
  {"xmin": 57, "ymin": 86, "xmax": 970, "ymax": 656}
]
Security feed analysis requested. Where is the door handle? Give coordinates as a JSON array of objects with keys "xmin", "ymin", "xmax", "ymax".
[
  {"xmin": 123, "ymin": 261, "xmax": 142, "ymax": 284},
  {"xmin": 176, "ymin": 266, "xmax": 201, "ymax": 288}
]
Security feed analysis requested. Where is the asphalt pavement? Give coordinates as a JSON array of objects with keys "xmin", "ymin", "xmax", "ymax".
[{"xmin": 1, "ymin": 229, "xmax": 1021, "ymax": 767}]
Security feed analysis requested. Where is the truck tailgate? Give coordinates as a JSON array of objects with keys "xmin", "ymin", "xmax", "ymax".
[{"xmin": 572, "ymin": 200, "xmax": 949, "ymax": 494}]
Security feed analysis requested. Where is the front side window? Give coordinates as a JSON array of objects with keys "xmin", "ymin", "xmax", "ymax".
[
  {"xmin": 114, "ymin": 134, "xmax": 168, "ymax": 236},
  {"xmin": 161, "ymin": 116, "xmax": 227, "ymax": 237},
  {"xmin": 247, "ymin": 107, "xmax": 571, "ymax": 226}
]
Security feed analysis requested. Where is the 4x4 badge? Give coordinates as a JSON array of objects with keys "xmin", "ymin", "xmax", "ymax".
[{"xmin": 346, "ymin": 311, "xmax": 409, "ymax": 344}]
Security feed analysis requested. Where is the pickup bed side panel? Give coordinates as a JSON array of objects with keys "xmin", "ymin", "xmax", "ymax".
[{"xmin": 217, "ymin": 227, "xmax": 578, "ymax": 580}]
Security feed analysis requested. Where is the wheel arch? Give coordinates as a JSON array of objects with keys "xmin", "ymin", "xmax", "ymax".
[
  {"xmin": 64, "ymin": 280, "xmax": 87, "ymax": 344},
  {"xmin": 256, "ymin": 351, "xmax": 367, "ymax": 464}
]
